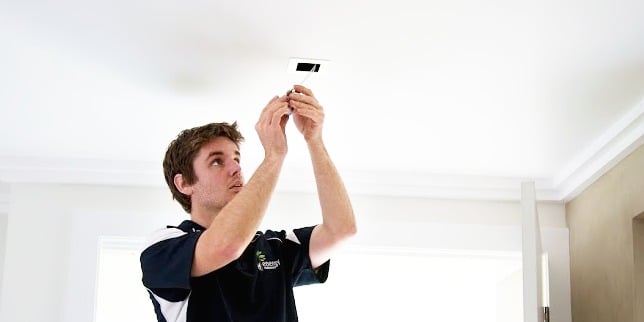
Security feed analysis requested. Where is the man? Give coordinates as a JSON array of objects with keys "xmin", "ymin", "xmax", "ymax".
[{"xmin": 140, "ymin": 85, "xmax": 357, "ymax": 322}]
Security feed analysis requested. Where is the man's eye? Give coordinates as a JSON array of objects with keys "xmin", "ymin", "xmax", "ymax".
[{"xmin": 212, "ymin": 159, "xmax": 222, "ymax": 166}]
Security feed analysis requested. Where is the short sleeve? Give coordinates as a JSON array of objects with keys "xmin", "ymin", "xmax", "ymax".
[
  {"xmin": 140, "ymin": 227, "xmax": 202, "ymax": 301},
  {"xmin": 284, "ymin": 226, "xmax": 331, "ymax": 287}
]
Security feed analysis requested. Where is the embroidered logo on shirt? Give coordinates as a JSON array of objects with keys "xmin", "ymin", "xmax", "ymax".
[{"xmin": 256, "ymin": 250, "xmax": 280, "ymax": 271}]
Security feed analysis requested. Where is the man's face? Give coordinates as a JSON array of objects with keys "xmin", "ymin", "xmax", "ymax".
[{"xmin": 188, "ymin": 136, "xmax": 244, "ymax": 213}]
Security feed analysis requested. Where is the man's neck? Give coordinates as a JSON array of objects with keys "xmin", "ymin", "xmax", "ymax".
[{"xmin": 190, "ymin": 207, "xmax": 220, "ymax": 229}]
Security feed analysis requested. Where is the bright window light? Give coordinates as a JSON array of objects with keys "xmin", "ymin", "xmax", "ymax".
[
  {"xmin": 95, "ymin": 239, "xmax": 522, "ymax": 322},
  {"xmin": 95, "ymin": 237, "xmax": 157, "ymax": 322},
  {"xmin": 295, "ymin": 247, "xmax": 523, "ymax": 322}
]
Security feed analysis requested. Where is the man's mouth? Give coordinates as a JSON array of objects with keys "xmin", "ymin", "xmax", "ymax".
[{"xmin": 230, "ymin": 182, "xmax": 243, "ymax": 190}]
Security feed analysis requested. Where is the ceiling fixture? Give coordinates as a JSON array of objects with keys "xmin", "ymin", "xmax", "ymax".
[{"xmin": 287, "ymin": 57, "xmax": 330, "ymax": 75}]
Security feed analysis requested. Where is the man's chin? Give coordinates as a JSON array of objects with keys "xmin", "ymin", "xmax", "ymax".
[{"xmin": 230, "ymin": 186, "xmax": 243, "ymax": 193}]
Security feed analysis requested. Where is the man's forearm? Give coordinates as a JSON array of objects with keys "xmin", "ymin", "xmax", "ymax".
[
  {"xmin": 213, "ymin": 156, "xmax": 285, "ymax": 247},
  {"xmin": 307, "ymin": 140, "xmax": 357, "ymax": 237}
]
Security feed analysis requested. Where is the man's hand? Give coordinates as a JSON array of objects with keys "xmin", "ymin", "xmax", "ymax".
[
  {"xmin": 288, "ymin": 85, "xmax": 324, "ymax": 143},
  {"xmin": 256, "ymin": 95, "xmax": 291, "ymax": 160}
]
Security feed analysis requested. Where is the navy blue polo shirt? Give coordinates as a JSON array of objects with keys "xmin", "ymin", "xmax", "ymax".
[{"xmin": 140, "ymin": 220, "xmax": 329, "ymax": 322}]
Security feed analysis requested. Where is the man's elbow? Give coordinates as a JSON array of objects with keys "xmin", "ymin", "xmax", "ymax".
[
  {"xmin": 336, "ymin": 219, "xmax": 357, "ymax": 240},
  {"xmin": 321, "ymin": 212, "xmax": 357, "ymax": 242},
  {"xmin": 211, "ymin": 236, "xmax": 250, "ymax": 263},
  {"xmin": 219, "ymin": 242, "xmax": 246, "ymax": 262},
  {"xmin": 193, "ymin": 239, "xmax": 248, "ymax": 276},
  {"xmin": 346, "ymin": 222, "xmax": 358, "ymax": 238}
]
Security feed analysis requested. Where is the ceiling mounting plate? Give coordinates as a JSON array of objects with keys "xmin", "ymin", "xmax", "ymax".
[{"xmin": 287, "ymin": 57, "xmax": 331, "ymax": 74}]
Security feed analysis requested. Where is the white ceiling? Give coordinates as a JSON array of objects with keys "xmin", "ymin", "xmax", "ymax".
[{"xmin": 1, "ymin": 0, "xmax": 643, "ymax": 202}]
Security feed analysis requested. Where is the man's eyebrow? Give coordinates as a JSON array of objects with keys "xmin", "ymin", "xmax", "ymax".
[
  {"xmin": 206, "ymin": 151, "xmax": 223, "ymax": 159},
  {"xmin": 206, "ymin": 150, "xmax": 241, "ymax": 159}
]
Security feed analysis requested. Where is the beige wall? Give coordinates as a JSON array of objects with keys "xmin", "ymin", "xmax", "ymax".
[
  {"xmin": 566, "ymin": 144, "xmax": 644, "ymax": 322},
  {"xmin": 633, "ymin": 214, "xmax": 644, "ymax": 321}
]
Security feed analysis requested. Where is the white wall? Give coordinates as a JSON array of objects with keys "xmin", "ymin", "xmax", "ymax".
[
  {"xmin": 0, "ymin": 211, "xmax": 7, "ymax": 309},
  {"xmin": 0, "ymin": 183, "xmax": 571, "ymax": 322},
  {"xmin": 0, "ymin": 182, "xmax": 8, "ymax": 309}
]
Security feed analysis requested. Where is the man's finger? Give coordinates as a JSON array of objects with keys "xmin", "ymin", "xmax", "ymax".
[
  {"xmin": 293, "ymin": 85, "xmax": 315, "ymax": 98},
  {"xmin": 270, "ymin": 106, "xmax": 291, "ymax": 126}
]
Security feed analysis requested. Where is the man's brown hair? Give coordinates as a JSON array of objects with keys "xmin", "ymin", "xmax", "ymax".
[{"xmin": 163, "ymin": 122, "xmax": 244, "ymax": 213}]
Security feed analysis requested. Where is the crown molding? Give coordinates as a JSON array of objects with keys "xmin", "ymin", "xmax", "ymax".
[
  {"xmin": 0, "ymin": 99, "xmax": 641, "ymax": 203},
  {"xmin": 0, "ymin": 157, "xmax": 165, "ymax": 187},
  {"xmin": 0, "ymin": 155, "xmax": 558, "ymax": 201},
  {"xmin": 553, "ymin": 98, "xmax": 644, "ymax": 202},
  {"xmin": 277, "ymin": 167, "xmax": 560, "ymax": 201}
]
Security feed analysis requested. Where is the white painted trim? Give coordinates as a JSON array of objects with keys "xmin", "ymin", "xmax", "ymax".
[
  {"xmin": 0, "ymin": 157, "xmax": 165, "ymax": 187},
  {"xmin": 0, "ymin": 155, "xmax": 560, "ymax": 201},
  {"xmin": 283, "ymin": 167, "xmax": 560, "ymax": 201},
  {"xmin": 554, "ymin": 98, "xmax": 644, "ymax": 202},
  {"xmin": 0, "ymin": 98, "xmax": 641, "ymax": 203},
  {"xmin": 521, "ymin": 181, "xmax": 543, "ymax": 322}
]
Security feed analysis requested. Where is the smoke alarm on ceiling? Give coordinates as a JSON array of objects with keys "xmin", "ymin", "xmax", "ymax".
[{"xmin": 287, "ymin": 57, "xmax": 331, "ymax": 74}]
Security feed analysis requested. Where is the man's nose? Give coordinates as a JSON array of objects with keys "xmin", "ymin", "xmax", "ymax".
[{"xmin": 229, "ymin": 161, "xmax": 241, "ymax": 176}]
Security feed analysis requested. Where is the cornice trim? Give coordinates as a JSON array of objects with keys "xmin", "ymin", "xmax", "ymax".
[
  {"xmin": 0, "ymin": 157, "xmax": 558, "ymax": 201},
  {"xmin": 553, "ymin": 98, "xmax": 644, "ymax": 202},
  {"xmin": 1, "ymin": 99, "xmax": 641, "ymax": 203}
]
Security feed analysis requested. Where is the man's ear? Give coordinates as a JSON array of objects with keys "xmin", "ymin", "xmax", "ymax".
[{"xmin": 174, "ymin": 173, "xmax": 193, "ymax": 196}]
